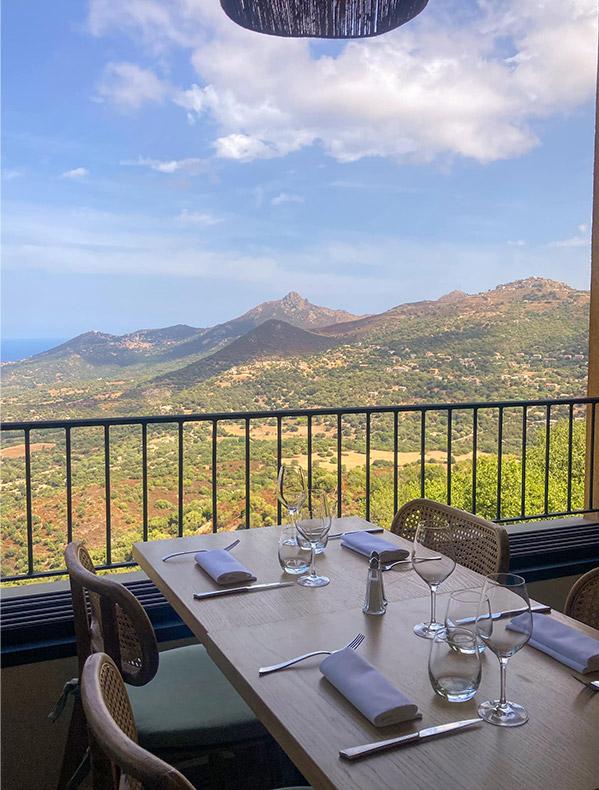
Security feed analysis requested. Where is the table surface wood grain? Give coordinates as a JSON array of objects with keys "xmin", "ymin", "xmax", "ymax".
[{"xmin": 133, "ymin": 520, "xmax": 599, "ymax": 790}]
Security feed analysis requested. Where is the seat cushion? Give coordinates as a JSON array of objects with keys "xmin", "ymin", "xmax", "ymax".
[{"xmin": 127, "ymin": 643, "xmax": 267, "ymax": 750}]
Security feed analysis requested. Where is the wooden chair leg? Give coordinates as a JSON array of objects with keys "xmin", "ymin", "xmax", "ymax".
[{"xmin": 57, "ymin": 696, "xmax": 89, "ymax": 790}]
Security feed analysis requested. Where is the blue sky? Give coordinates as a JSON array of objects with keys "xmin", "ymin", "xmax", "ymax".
[{"xmin": 2, "ymin": 0, "xmax": 597, "ymax": 339}]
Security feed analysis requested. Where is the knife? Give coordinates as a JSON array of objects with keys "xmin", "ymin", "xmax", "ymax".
[
  {"xmin": 329, "ymin": 528, "xmax": 385, "ymax": 540},
  {"xmin": 193, "ymin": 581, "xmax": 294, "ymax": 600},
  {"xmin": 339, "ymin": 718, "xmax": 483, "ymax": 761},
  {"xmin": 456, "ymin": 604, "xmax": 551, "ymax": 625}
]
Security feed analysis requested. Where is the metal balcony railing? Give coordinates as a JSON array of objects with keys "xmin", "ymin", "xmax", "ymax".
[{"xmin": 1, "ymin": 396, "xmax": 598, "ymax": 583}]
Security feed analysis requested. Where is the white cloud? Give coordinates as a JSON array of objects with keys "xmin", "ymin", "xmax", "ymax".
[
  {"xmin": 88, "ymin": 0, "xmax": 597, "ymax": 165},
  {"xmin": 3, "ymin": 169, "xmax": 23, "ymax": 181},
  {"xmin": 96, "ymin": 62, "xmax": 170, "ymax": 111},
  {"xmin": 176, "ymin": 209, "xmax": 222, "ymax": 225},
  {"xmin": 60, "ymin": 167, "xmax": 89, "ymax": 180},
  {"xmin": 507, "ymin": 240, "xmax": 526, "ymax": 246},
  {"xmin": 212, "ymin": 133, "xmax": 278, "ymax": 161},
  {"xmin": 548, "ymin": 224, "xmax": 590, "ymax": 248},
  {"xmin": 271, "ymin": 193, "xmax": 304, "ymax": 206},
  {"xmin": 120, "ymin": 156, "xmax": 208, "ymax": 174}
]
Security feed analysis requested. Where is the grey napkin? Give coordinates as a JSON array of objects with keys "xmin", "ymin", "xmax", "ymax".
[
  {"xmin": 320, "ymin": 647, "xmax": 420, "ymax": 727},
  {"xmin": 510, "ymin": 613, "xmax": 599, "ymax": 674},
  {"xmin": 194, "ymin": 549, "xmax": 257, "ymax": 585},
  {"xmin": 340, "ymin": 531, "xmax": 409, "ymax": 564}
]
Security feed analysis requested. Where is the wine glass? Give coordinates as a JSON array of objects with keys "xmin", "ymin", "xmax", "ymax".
[
  {"xmin": 412, "ymin": 521, "xmax": 456, "ymax": 639},
  {"xmin": 475, "ymin": 573, "xmax": 532, "ymax": 727},
  {"xmin": 444, "ymin": 588, "xmax": 488, "ymax": 653},
  {"xmin": 277, "ymin": 465, "xmax": 307, "ymax": 523},
  {"xmin": 295, "ymin": 491, "xmax": 332, "ymax": 588}
]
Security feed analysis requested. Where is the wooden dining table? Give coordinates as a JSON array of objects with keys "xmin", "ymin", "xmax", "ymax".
[{"xmin": 133, "ymin": 517, "xmax": 599, "ymax": 790}]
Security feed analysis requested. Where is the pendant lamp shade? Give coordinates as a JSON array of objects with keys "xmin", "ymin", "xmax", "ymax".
[{"xmin": 220, "ymin": 0, "xmax": 428, "ymax": 38}]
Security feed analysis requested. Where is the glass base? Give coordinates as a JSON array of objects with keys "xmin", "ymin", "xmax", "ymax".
[
  {"xmin": 478, "ymin": 699, "xmax": 528, "ymax": 727},
  {"xmin": 413, "ymin": 621, "xmax": 444, "ymax": 639},
  {"xmin": 297, "ymin": 574, "xmax": 330, "ymax": 587}
]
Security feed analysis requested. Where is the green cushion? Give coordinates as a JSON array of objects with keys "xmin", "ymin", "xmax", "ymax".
[{"xmin": 128, "ymin": 644, "xmax": 267, "ymax": 750}]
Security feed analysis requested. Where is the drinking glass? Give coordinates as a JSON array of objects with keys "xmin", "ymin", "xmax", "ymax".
[
  {"xmin": 475, "ymin": 573, "xmax": 532, "ymax": 727},
  {"xmin": 295, "ymin": 492, "xmax": 332, "ymax": 588},
  {"xmin": 429, "ymin": 627, "xmax": 481, "ymax": 702},
  {"xmin": 276, "ymin": 465, "xmax": 307, "ymax": 523},
  {"xmin": 295, "ymin": 490, "xmax": 335, "ymax": 555},
  {"xmin": 278, "ymin": 526, "xmax": 310, "ymax": 575},
  {"xmin": 445, "ymin": 588, "xmax": 488, "ymax": 654},
  {"xmin": 412, "ymin": 521, "xmax": 456, "ymax": 639}
]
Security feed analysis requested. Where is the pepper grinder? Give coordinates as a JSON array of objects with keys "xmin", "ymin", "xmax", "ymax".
[{"xmin": 363, "ymin": 550, "xmax": 386, "ymax": 616}]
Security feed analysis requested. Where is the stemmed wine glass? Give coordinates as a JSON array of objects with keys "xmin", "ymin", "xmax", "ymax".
[
  {"xmin": 277, "ymin": 465, "xmax": 307, "ymax": 524},
  {"xmin": 295, "ymin": 491, "xmax": 332, "ymax": 588},
  {"xmin": 412, "ymin": 521, "xmax": 456, "ymax": 639},
  {"xmin": 475, "ymin": 573, "xmax": 532, "ymax": 727}
]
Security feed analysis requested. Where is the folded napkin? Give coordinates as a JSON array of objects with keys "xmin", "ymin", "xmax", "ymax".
[
  {"xmin": 340, "ymin": 531, "xmax": 409, "ymax": 564},
  {"xmin": 509, "ymin": 613, "xmax": 599, "ymax": 674},
  {"xmin": 194, "ymin": 549, "xmax": 257, "ymax": 586},
  {"xmin": 320, "ymin": 647, "xmax": 420, "ymax": 727}
]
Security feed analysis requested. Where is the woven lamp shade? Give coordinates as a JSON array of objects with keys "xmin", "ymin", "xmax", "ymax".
[{"xmin": 220, "ymin": 0, "xmax": 428, "ymax": 38}]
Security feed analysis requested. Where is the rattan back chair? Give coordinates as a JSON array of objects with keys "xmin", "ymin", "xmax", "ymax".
[
  {"xmin": 564, "ymin": 566, "xmax": 599, "ymax": 630},
  {"xmin": 82, "ymin": 652, "xmax": 195, "ymax": 790},
  {"xmin": 390, "ymin": 498, "xmax": 510, "ymax": 576},
  {"xmin": 57, "ymin": 543, "xmax": 159, "ymax": 789},
  {"xmin": 66, "ymin": 541, "xmax": 159, "ymax": 685}
]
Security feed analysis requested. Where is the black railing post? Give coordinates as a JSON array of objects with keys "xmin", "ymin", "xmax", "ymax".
[
  {"xmin": 496, "ymin": 407, "xmax": 504, "ymax": 521},
  {"xmin": 567, "ymin": 404, "xmax": 574, "ymax": 514},
  {"xmin": 420, "ymin": 410, "xmax": 426, "ymax": 499},
  {"xmin": 590, "ymin": 403, "xmax": 596, "ymax": 511},
  {"xmin": 365, "ymin": 412, "xmax": 371, "ymax": 522},
  {"xmin": 447, "ymin": 409, "xmax": 452, "ymax": 506},
  {"xmin": 544, "ymin": 405, "xmax": 551, "ymax": 516},
  {"xmin": 245, "ymin": 418, "xmax": 251, "ymax": 529},
  {"xmin": 65, "ymin": 426, "xmax": 73, "ymax": 544},
  {"xmin": 307, "ymin": 414, "xmax": 313, "ymax": 509},
  {"xmin": 393, "ymin": 410, "xmax": 398, "ymax": 516},
  {"xmin": 521, "ymin": 406, "xmax": 528, "ymax": 519},
  {"xmin": 104, "ymin": 425, "xmax": 111, "ymax": 566},
  {"xmin": 212, "ymin": 421, "xmax": 218, "ymax": 533},
  {"xmin": 142, "ymin": 423, "xmax": 148, "ymax": 542},
  {"xmin": 472, "ymin": 408, "xmax": 478, "ymax": 515},
  {"xmin": 337, "ymin": 413, "xmax": 343, "ymax": 518},
  {"xmin": 276, "ymin": 416, "xmax": 282, "ymax": 524},
  {"xmin": 178, "ymin": 422, "xmax": 184, "ymax": 537},
  {"xmin": 24, "ymin": 428, "xmax": 33, "ymax": 576}
]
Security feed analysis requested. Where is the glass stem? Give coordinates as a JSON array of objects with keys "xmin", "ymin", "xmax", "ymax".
[
  {"xmin": 309, "ymin": 543, "xmax": 317, "ymax": 578},
  {"xmin": 499, "ymin": 657, "xmax": 509, "ymax": 706},
  {"xmin": 429, "ymin": 583, "xmax": 439, "ymax": 625}
]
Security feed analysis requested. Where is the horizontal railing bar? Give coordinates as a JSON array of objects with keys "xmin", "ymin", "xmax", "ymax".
[
  {"xmin": 2, "ymin": 396, "xmax": 598, "ymax": 432},
  {"xmin": 0, "ymin": 561, "xmax": 137, "ymax": 583},
  {"xmin": 495, "ymin": 508, "xmax": 597, "ymax": 524}
]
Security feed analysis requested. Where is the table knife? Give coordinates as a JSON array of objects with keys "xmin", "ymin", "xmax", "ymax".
[
  {"xmin": 456, "ymin": 604, "xmax": 551, "ymax": 625},
  {"xmin": 339, "ymin": 718, "xmax": 483, "ymax": 761},
  {"xmin": 193, "ymin": 582, "xmax": 294, "ymax": 600},
  {"xmin": 329, "ymin": 528, "xmax": 384, "ymax": 540}
]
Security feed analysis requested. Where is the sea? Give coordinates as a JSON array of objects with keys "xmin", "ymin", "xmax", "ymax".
[{"xmin": 1, "ymin": 338, "xmax": 66, "ymax": 363}]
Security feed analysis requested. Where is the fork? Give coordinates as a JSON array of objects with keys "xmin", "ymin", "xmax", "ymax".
[
  {"xmin": 259, "ymin": 633, "xmax": 365, "ymax": 675},
  {"xmin": 571, "ymin": 674, "xmax": 599, "ymax": 692},
  {"xmin": 383, "ymin": 556, "xmax": 442, "ymax": 571},
  {"xmin": 162, "ymin": 538, "xmax": 240, "ymax": 562}
]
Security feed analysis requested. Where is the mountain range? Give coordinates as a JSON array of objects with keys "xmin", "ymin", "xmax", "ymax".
[{"xmin": 1, "ymin": 277, "xmax": 590, "ymax": 421}]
